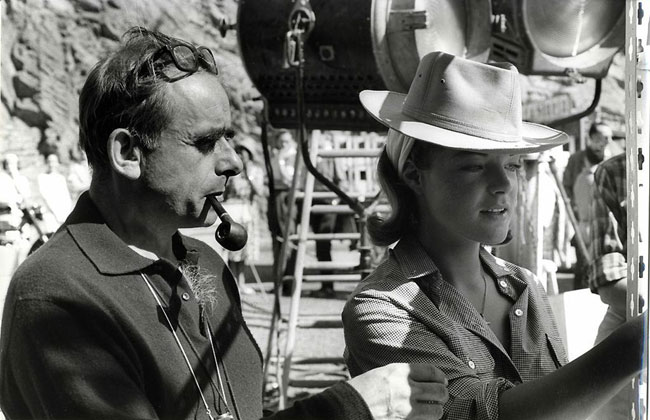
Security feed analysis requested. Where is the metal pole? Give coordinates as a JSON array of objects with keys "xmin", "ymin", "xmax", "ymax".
[{"xmin": 624, "ymin": 2, "xmax": 649, "ymax": 418}]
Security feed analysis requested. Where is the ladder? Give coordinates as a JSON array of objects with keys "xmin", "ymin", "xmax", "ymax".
[{"xmin": 265, "ymin": 130, "xmax": 385, "ymax": 409}]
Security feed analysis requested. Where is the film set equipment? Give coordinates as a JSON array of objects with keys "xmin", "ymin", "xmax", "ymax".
[
  {"xmin": 237, "ymin": 0, "xmax": 492, "ymax": 131},
  {"xmin": 490, "ymin": 0, "xmax": 625, "ymax": 78}
]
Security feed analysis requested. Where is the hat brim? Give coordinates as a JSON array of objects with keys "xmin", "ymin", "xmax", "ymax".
[{"xmin": 360, "ymin": 90, "xmax": 568, "ymax": 154}]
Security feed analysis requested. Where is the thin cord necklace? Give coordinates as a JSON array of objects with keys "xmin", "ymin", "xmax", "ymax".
[
  {"xmin": 480, "ymin": 270, "xmax": 491, "ymax": 326},
  {"xmin": 206, "ymin": 320, "xmax": 242, "ymax": 420},
  {"xmin": 139, "ymin": 272, "xmax": 235, "ymax": 420}
]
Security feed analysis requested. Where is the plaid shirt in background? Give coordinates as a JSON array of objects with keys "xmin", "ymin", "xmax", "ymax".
[
  {"xmin": 587, "ymin": 153, "xmax": 627, "ymax": 293},
  {"xmin": 343, "ymin": 235, "xmax": 567, "ymax": 420}
]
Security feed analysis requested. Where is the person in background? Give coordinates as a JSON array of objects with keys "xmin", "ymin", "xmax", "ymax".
[
  {"xmin": 276, "ymin": 130, "xmax": 298, "ymax": 188},
  {"xmin": 0, "ymin": 154, "xmax": 31, "ymax": 270},
  {"xmin": 343, "ymin": 51, "xmax": 645, "ymax": 420},
  {"xmin": 269, "ymin": 130, "xmax": 297, "ymax": 257},
  {"xmin": 67, "ymin": 148, "xmax": 91, "ymax": 204},
  {"xmin": 0, "ymin": 27, "xmax": 449, "ymax": 420},
  {"xmin": 308, "ymin": 131, "xmax": 352, "ymax": 298},
  {"xmin": 0, "ymin": 154, "xmax": 48, "ymax": 268},
  {"xmin": 562, "ymin": 122, "xmax": 614, "ymax": 288},
  {"xmin": 272, "ymin": 130, "xmax": 304, "ymax": 297},
  {"xmin": 0, "ymin": 154, "xmax": 31, "ymax": 205},
  {"xmin": 586, "ymin": 152, "xmax": 632, "ymax": 420},
  {"xmin": 224, "ymin": 135, "xmax": 265, "ymax": 294},
  {"xmin": 37, "ymin": 152, "xmax": 72, "ymax": 232},
  {"xmin": 0, "ymin": 154, "xmax": 31, "ymax": 232}
]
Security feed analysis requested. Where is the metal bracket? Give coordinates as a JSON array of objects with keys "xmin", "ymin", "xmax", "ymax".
[
  {"xmin": 564, "ymin": 67, "xmax": 586, "ymax": 83},
  {"xmin": 639, "ymin": 147, "xmax": 645, "ymax": 170},
  {"xmin": 387, "ymin": 9, "xmax": 429, "ymax": 34},
  {"xmin": 283, "ymin": 0, "xmax": 316, "ymax": 68},
  {"xmin": 288, "ymin": 0, "xmax": 316, "ymax": 35},
  {"xmin": 640, "ymin": 256, "xmax": 646, "ymax": 278}
]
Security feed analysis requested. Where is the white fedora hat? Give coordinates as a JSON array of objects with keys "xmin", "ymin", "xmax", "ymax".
[{"xmin": 360, "ymin": 51, "xmax": 568, "ymax": 154}]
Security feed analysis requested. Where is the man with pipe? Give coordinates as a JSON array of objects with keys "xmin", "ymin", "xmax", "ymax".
[{"xmin": 0, "ymin": 27, "xmax": 447, "ymax": 420}]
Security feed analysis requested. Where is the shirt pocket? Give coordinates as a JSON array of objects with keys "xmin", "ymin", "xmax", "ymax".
[{"xmin": 546, "ymin": 333, "xmax": 567, "ymax": 368}]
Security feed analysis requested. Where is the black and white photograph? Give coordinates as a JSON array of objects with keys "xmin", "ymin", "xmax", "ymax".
[{"xmin": 0, "ymin": 1, "xmax": 647, "ymax": 419}]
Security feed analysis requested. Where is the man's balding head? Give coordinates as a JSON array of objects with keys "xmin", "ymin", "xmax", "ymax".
[{"xmin": 78, "ymin": 27, "xmax": 218, "ymax": 179}]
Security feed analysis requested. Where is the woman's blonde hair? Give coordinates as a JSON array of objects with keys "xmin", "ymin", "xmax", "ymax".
[{"xmin": 369, "ymin": 139, "xmax": 441, "ymax": 246}]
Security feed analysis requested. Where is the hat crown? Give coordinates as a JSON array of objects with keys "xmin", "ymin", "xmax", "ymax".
[
  {"xmin": 358, "ymin": 51, "xmax": 568, "ymax": 154},
  {"xmin": 402, "ymin": 52, "xmax": 522, "ymax": 143}
]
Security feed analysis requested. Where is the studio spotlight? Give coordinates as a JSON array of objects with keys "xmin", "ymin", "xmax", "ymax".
[
  {"xmin": 237, "ymin": 0, "xmax": 491, "ymax": 130},
  {"xmin": 490, "ymin": 0, "xmax": 624, "ymax": 78}
]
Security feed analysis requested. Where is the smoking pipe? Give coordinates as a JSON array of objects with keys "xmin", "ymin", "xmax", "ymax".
[{"xmin": 207, "ymin": 195, "xmax": 248, "ymax": 251}]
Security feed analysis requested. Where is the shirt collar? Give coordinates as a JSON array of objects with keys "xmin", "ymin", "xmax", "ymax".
[
  {"xmin": 65, "ymin": 192, "xmax": 200, "ymax": 275},
  {"xmin": 392, "ymin": 234, "xmax": 523, "ymax": 300},
  {"xmin": 392, "ymin": 234, "xmax": 442, "ymax": 280}
]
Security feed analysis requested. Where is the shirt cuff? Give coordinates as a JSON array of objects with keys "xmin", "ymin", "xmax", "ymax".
[{"xmin": 588, "ymin": 252, "xmax": 627, "ymax": 293}]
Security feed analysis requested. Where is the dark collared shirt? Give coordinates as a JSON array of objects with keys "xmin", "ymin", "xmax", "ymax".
[
  {"xmin": 343, "ymin": 235, "xmax": 567, "ymax": 420},
  {"xmin": 0, "ymin": 193, "xmax": 264, "ymax": 419},
  {"xmin": 0, "ymin": 193, "xmax": 371, "ymax": 420},
  {"xmin": 587, "ymin": 153, "xmax": 627, "ymax": 292}
]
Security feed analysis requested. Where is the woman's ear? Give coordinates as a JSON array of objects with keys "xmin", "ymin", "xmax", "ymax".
[
  {"xmin": 401, "ymin": 159, "xmax": 423, "ymax": 195},
  {"xmin": 107, "ymin": 128, "xmax": 142, "ymax": 180}
]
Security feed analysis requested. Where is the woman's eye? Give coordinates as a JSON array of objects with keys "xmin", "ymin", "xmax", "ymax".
[{"xmin": 506, "ymin": 162, "xmax": 522, "ymax": 171}]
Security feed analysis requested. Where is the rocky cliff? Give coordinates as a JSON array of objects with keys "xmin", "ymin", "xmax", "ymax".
[{"xmin": 1, "ymin": 0, "xmax": 259, "ymax": 185}]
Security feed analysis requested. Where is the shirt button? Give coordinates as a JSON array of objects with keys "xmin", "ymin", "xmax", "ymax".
[
  {"xmin": 181, "ymin": 292, "xmax": 190, "ymax": 301},
  {"xmin": 514, "ymin": 308, "xmax": 523, "ymax": 317},
  {"xmin": 499, "ymin": 280, "xmax": 508, "ymax": 288},
  {"xmin": 468, "ymin": 360, "xmax": 476, "ymax": 369}
]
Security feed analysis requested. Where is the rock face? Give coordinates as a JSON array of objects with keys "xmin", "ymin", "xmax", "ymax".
[
  {"xmin": 1, "ymin": 0, "xmax": 626, "ymax": 188},
  {"xmin": 1, "ymin": 0, "xmax": 259, "ymax": 185}
]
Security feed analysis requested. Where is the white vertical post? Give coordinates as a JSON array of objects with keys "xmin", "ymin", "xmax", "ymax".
[{"xmin": 625, "ymin": 1, "xmax": 649, "ymax": 418}]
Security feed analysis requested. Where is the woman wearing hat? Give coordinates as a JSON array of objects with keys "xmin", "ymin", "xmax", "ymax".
[{"xmin": 342, "ymin": 52, "xmax": 644, "ymax": 419}]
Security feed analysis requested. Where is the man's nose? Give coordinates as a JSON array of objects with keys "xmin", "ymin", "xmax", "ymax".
[{"xmin": 216, "ymin": 141, "xmax": 243, "ymax": 177}]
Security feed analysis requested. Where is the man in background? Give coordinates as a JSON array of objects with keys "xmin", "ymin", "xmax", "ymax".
[
  {"xmin": 67, "ymin": 148, "xmax": 91, "ymax": 203},
  {"xmin": 562, "ymin": 122, "xmax": 615, "ymax": 288},
  {"xmin": 37, "ymin": 153, "xmax": 72, "ymax": 232}
]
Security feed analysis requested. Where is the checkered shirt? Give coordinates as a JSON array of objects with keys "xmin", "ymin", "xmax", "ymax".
[
  {"xmin": 342, "ymin": 235, "xmax": 567, "ymax": 420},
  {"xmin": 587, "ymin": 153, "xmax": 627, "ymax": 292}
]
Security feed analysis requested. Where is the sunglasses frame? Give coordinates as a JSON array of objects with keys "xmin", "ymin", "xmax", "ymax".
[{"xmin": 147, "ymin": 39, "xmax": 219, "ymax": 79}]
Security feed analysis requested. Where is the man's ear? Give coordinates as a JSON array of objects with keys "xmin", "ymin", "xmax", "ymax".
[
  {"xmin": 401, "ymin": 159, "xmax": 423, "ymax": 195},
  {"xmin": 107, "ymin": 128, "xmax": 142, "ymax": 180}
]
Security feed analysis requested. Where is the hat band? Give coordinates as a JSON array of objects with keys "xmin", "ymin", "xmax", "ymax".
[{"xmin": 402, "ymin": 103, "xmax": 522, "ymax": 144}]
